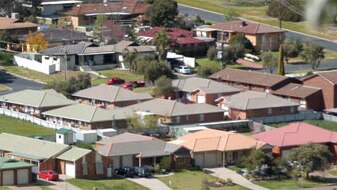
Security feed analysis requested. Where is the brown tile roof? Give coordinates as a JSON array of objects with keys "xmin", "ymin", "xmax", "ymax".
[
  {"xmin": 0, "ymin": 17, "xmax": 37, "ymax": 30},
  {"xmin": 211, "ymin": 19, "xmax": 285, "ymax": 35},
  {"xmin": 316, "ymin": 71, "xmax": 337, "ymax": 85},
  {"xmin": 209, "ymin": 68, "xmax": 298, "ymax": 88},
  {"xmin": 64, "ymin": 0, "xmax": 150, "ymax": 16},
  {"xmin": 171, "ymin": 129, "xmax": 263, "ymax": 152},
  {"xmin": 272, "ymin": 83, "xmax": 321, "ymax": 99}
]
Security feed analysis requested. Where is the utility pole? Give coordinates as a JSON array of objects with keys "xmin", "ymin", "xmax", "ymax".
[{"xmin": 64, "ymin": 48, "xmax": 68, "ymax": 81}]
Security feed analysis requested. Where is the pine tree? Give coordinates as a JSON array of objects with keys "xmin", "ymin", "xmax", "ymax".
[{"xmin": 277, "ymin": 44, "xmax": 285, "ymax": 76}]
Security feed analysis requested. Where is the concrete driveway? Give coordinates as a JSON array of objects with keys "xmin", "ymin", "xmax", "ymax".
[
  {"xmin": 128, "ymin": 177, "xmax": 171, "ymax": 190},
  {"xmin": 205, "ymin": 167, "xmax": 269, "ymax": 190}
]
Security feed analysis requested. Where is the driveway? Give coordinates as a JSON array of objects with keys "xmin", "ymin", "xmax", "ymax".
[
  {"xmin": 204, "ymin": 167, "xmax": 269, "ymax": 190},
  {"xmin": 128, "ymin": 177, "xmax": 171, "ymax": 190}
]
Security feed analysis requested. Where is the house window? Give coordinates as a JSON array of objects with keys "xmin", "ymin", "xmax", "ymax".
[
  {"xmin": 185, "ymin": 115, "xmax": 189, "ymax": 121},
  {"xmin": 199, "ymin": 114, "xmax": 204, "ymax": 122},
  {"xmin": 177, "ymin": 157, "xmax": 185, "ymax": 165},
  {"xmin": 267, "ymin": 108, "xmax": 272, "ymax": 115},
  {"xmin": 279, "ymin": 107, "xmax": 285, "ymax": 112},
  {"xmin": 176, "ymin": 116, "xmax": 181, "ymax": 123},
  {"xmin": 290, "ymin": 106, "xmax": 296, "ymax": 113}
]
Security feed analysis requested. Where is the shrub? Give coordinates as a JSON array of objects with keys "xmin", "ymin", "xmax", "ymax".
[
  {"xmin": 207, "ymin": 46, "xmax": 217, "ymax": 61},
  {"xmin": 159, "ymin": 157, "xmax": 171, "ymax": 171},
  {"xmin": 197, "ymin": 65, "xmax": 220, "ymax": 78},
  {"xmin": 0, "ymin": 52, "xmax": 13, "ymax": 66}
]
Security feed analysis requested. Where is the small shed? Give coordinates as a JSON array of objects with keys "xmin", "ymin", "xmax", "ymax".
[
  {"xmin": 56, "ymin": 128, "xmax": 75, "ymax": 145},
  {"xmin": 0, "ymin": 158, "xmax": 34, "ymax": 186}
]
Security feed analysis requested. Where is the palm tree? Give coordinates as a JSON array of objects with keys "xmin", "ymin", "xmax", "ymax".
[
  {"xmin": 123, "ymin": 48, "xmax": 137, "ymax": 71},
  {"xmin": 154, "ymin": 31, "xmax": 170, "ymax": 61}
]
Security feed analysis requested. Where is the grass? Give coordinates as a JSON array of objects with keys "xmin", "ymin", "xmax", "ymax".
[
  {"xmin": 133, "ymin": 86, "xmax": 154, "ymax": 95},
  {"xmin": 0, "ymin": 84, "xmax": 10, "ymax": 91},
  {"xmin": 158, "ymin": 169, "xmax": 248, "ymax": 190},
  {"xmin": 328, "ymin": 169, "xmax": 337, "ymax": 176},
  {"xmin": 268, "ymin": 120, "xmax": 337, "ymax": 131},
  {"xmin": 0, "ymin": 115, "xmax": 55, "ymax": 137},
  {"xmin": 196, "ymin": 57, "xmax": 249, "ymax": 70},
  {"xmin": 176, "ymin": 0, "xmax": 337, "ymax": 41},
  {"xmin": 68, "ymin": 177, "xmax": 148, "ymax": 190},
  {"xmin": 254, "ymin": 178, "xmax": 330, "ymax": 189},
  {"xmin": 92, "ymin": 69, "xmax": 144, "ymax": 86}
]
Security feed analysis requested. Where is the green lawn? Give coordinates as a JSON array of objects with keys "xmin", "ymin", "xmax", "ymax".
[
  {"xmin": 254, "ymin": 178, "xmax": 330, "ymax": 189},
  {"xmin": 0, "ymin": 84, "xmax": 10, "ymax": 91},
  {"xmin": 197, "ymin": 57, "xmax": 248, "ymax": 70},
  {"xmin": 0, "ymin": 115, "xmax": 55, "ymax": 137},
  {"xmin": 92, "ymin": 69, "xmax": 145, "ymax": 86},
  {"xmin": 158, "ymin": 169, "xmax": 248, "ymax": 190},
  {"xmin": 68, "ymin": 177, "xmax": 148, "ymax": 190},
  {"xmin": 176, "ymin": 0, "xmax": 337, "ymax": 41}
]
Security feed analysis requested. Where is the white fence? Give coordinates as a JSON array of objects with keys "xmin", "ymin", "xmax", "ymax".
[
  {"xmin": 251, "ymin": 110, "xmax": 322, "ymax": 124},
  {"xmin": 322, "ymin": 113, "xmax": 337, "ymax": 122},
  {"xmin": 14, "ymin": 54, "xmax": 56, "ymax": 75}
]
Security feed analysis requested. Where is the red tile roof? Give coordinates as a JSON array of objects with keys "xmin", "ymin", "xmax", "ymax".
[
  {"xmin": 253, "ymin": 122, "xmax": 337, "ymax": 148},
  {"xmin": 138, "ymin": 27, "xmax": 206, "ymax": 45},
  {"xmin": 211, "ymin": 20, "xmax": 285, "ymax": 35},
  {"xmin": 272, "ymin": 83, "xmax": 321, "ymax": 99}
]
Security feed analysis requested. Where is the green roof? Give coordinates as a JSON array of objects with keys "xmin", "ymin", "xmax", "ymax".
[
  {"xmin": 57, "ymin": 128, "xmax": 74, "ymax": 135},
  {"xmin": 0, "ymin": 158, "xmax": 34, "ymax": 170}
]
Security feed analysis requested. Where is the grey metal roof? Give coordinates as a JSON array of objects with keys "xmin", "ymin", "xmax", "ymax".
[
  {"xmin": 41, "ymin": 42, "xmax": 92, "ymax": 55},
  {"xmin": 127, "ymin": 99, "xmax": 224, "ymax": 117},
  {"xmin": 172, "ymin": 76, "xmax": 241, "ymax": 93},
  {"xmin": 81, "ymin": 45, "xmax": 115, "ymax": 55},
  {"xmin": 0, "ymin": 133, "xmax": 70, "ymax": 160},
  {"xmin": 0, "ymin": 89, "xmax": 75, "ymax": 108},
  {"xmin": 42, "ymin": 104, "xmax": 133, "ymax": 122},
  {"xmin": 224, "ymin": 91, "xmax": 299, "ymax": 110},
  {"xmin": 72, "ymin": 85, "xmax": 153, "ymax": 103},
  {"xmin": 57, "ymin": 147, "xmax": 92, "ymax": 162}
]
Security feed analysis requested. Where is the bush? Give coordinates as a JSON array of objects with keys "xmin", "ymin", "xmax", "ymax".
[
  {"xmin": 266, "ymin": 0, "xmax": 303, "ymax": 22},
  {"xmin": 153, "ymin": 76, "xmax": 172, "ymax": 97},
  {"xmin": 228, "ymin": 34, "xmax": 254, "ymax": 52},
  {"xmin": 197, "ymin": 65, "xmax": 220, "ymax": 78},
  {"xmin": 159, "ymin": 157, "xmax": 171, "ymax": 171},
  {"xmin": 0, "ymin": 52, "xmax": 13, "ymax": 66},
  {"xmin": 207, "ymin": 46, "xmax": 217, "ymax": 61},
  {"xmin": 154, "ymin": 163, "xmax": 161, "ymax": 174}
]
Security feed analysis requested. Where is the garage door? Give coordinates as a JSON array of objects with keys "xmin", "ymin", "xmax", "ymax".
[
  {"xmin": 193, "ymin": 153, "xmax": 204, "ymax": 168},
  {"xmin": 197, "ymin": 95, "xmax": 206, "ymax": 103},
  {"xmin": 122, "ymin": 155, "xmax": 133, "ymax": 167},
  {"xmin": 204, "ymin": 152, "xmax": 217, "ymax": 168},
  {"xmin": 17, "ymin": 169, "xmax": 29, "ymax": 184},
  {"xmin": 65, "ymin": 162, "xmax": 76, "ymax": 177},
  {"xmin": 2, "ymin": 170, "xmax": 14, "ymax": 185}
]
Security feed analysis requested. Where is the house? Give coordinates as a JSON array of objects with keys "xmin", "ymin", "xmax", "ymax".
[
  {"xmin": 95, "ymin": 133, "xmax": 191, "ymax": 171},
  {"xmin": 56, "ymin": 128, "xmax": 75, "ymax": 145},
  {"xmin": 39, "ymin": 0, "xmax": 82, "ymax": 17},
  {"xmin": 209, "ymin": 68, "xmax": 301, "ymax": 92},
  {"xmin": 171, "ymin": 77, "xmax": 241, "ymax": 105},
  {"xmin": 0, "ymin": 158, "xmax": 34, "ymax": 186},
  {"xmin": 138, "ymin": 27, "xmax": 210, "ymax": 56},
  {"xmin": 72, "ymin": 85, "xmax": 153, "ymax": 109},
  {"xmin": 215, "ymin": 91, "xmax": 299, "ymax": 119},
  {"xmin": 194, "ymin": 20, "xmax": 285, "ymax": 51},
  {"xmin": 0, "ymin": 89, "xmax": 74, "ymax": 118},
  {"xmin": 253, "ymin": 122, "xmax": 337, "ymax": 160},
  {"xmin": 169, "ymin": 129, "xmax": 270, "ymax": 168},
  {"xmin": 126, "ymin": 99, "xmax": 225, "ymax": 125},
  {"xmin": 62, "ymin": 0, "xmax": 150, "ymax": 30},
  {"xmin": 42, "ymin": 104, "xmax": 133, "ymax": 130},
  {"xmin": 20, "ymin": 28, "xmax": 90, "ymax": 52},
  {"xmin": 302, "ymin": 71, "xmax": 337, "ymax": 110},
  {"xmin": 271, "ymin": 83, "xmax": 323, "ymax": 111},
  {"xmin": 0, "ymin": 17, "xmax": 37, "ymax": 36}
]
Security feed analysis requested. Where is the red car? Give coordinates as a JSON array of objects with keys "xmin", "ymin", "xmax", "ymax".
[
  {"xmin": 121, "ymin": 82, "xmax": 133, "ymax": 90},
  {"xmin": 38, "ymin": 170, "xmax": 59, "ymax": 181},
  {"xmin": 121, "ymin": 80, "xmax": 146, "ymax": 90},
  {"xmin": 107, "ymin": 77, "xmax": 125, "ymax": 85}
]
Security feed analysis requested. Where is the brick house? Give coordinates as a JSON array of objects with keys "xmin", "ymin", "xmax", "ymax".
[
  {"xmin": 0, "ymin": 158, "xmax": 34, "ymax": 186},
  {"xmin": 0, "ymin": 89, "xmax": 74, "ymax": 118},
  {"xmin": 215, "ymin": 91, "xmax": 299, "ymax": 119},
  {"xmin": 171, "ymin": 77, "xmax": 241, "ymax": 105},
  {"xmin": 95, "ymin": 133, "xmax": 191, "ymax": 171},
  {"xmin": 271, "ymin": 83, "xmax": 323, "ymax": 111},
  {"xmin": 42, "ymin": 104, "xmax": 133, "ymax": 130},
  {"xmin": 209, "ymin": 68, "xmax": 301, "ymax": 92},
  {"xmin": 302, "ymin": 71, "xmax": 337, "ymax": 110},
  {"xmin": 253, "ymin": 122, "xmax": 337, "ymax": 160},
  {"xmin": 0, "ymin": 17, "xmax": 37, "ymax": 36},
  {"xmin": 72, "ymin": 85, "xmax": 153, "ymax": 109},
  {"xmin": 170, "ymin": 129, "xmax": 271, "ymax": 168},
  {"xmin": 126, "ymin": 99, "xmax": 225, "ymax": 125}
]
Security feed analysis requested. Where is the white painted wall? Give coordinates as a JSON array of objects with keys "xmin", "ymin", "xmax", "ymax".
[{"xmin": 14, "ymin": 54, "xmax": 56, "ymax": 75}]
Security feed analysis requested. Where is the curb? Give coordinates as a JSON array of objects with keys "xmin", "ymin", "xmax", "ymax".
[{"xmin": 7, "ymin": 71, "xmax": 46, "ymax": 85}]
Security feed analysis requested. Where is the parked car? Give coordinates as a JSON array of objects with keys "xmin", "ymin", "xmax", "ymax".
[
  {"xmin": 38, "ymin": 170, "xmax": 59, "ymax": 181},
  {"xmin": 174, "ymin": 65, "xmax": 191, "ymax": 74},
  {"xmin": 107, "ymin": 77, "xmax": 125, "ymax": 85},
  {"xmin": 134, "ymin": 167, "xmax": 152, "ymax": 178},
  {"xmin": 121, "ymin": 82, "xmax": 133, "ymax": 90},
  {"xmin": 114, "ymin": 167, "xmax": 136, "ymax": 177},
  {"xmin": 121, "ymin": 80, "xmax": 146, "ymax": 90}
]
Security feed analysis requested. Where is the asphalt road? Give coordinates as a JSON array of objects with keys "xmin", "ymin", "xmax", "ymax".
[
  {"xmin": 178, "ymin": 4, "xmax": 337, "ymax": 52},
  {"xmin": 0, "ymin": 70, "xmax": 43, "ymax": 95}
]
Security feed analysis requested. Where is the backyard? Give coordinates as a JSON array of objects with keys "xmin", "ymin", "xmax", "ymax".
[{"xmin": 68, "ymin": 177, "xmax": 148, "ymax": 190}]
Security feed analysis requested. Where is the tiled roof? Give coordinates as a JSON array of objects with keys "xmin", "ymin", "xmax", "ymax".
[
  {"xmin": 64, "ymin": 0, "xmax": 150, "ymax": 16},
  {"xmin": 171, "ymin": 129, "xmax": 263, "ymax": 152},
  {"xmin": 211, "ymin": 19, "xmax": 285, "ymax": 35},
  {"xmin": 57, "ymin": 147, "xmax": 92, "ymax": 162},
  {"xmin": 253, "ymin": 122, "xmax": 337, "ymax": 147},
  {"xmin": 0, "ymin": 17, "xmax": 37, "ymax": 30},
  {"xmin": 272, "ymin": 83, "xmax": 321, "ymax": 98},
  {"xmin": 313, "ymin": 71, "xmax": 337, "ymax": 85},
  {"xmin": 209, "ymin": 68, "xmax": 298, "ymax": 88},
  {"xmin": 41, "ymin": 42, "xmax": 93, "ymax": 55},
  {"xmin": 21, "ymin": 28, "xmax": 90, "ymax": 43}
]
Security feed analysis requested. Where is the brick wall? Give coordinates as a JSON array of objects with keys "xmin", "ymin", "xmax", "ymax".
[
  {"xmin": 191, "ymin": 90, "xmax": 240, "ymax": 105},
  {"xmin": 170, "ymin": 112, "xmax": 225, "ymax": 125},
  {"xmin": 229, "ymin": 106, "xmax": 297, "ymax": 119}
]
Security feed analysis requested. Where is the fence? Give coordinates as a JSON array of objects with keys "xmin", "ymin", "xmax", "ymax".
[
  {"xmin": 322, "ymin": 113, "xmax": 337, "ymax": 122},
  {"xmin": 251, "ymin": 110, "xmax": 322, "ymax": 124},
  {"xmin": 14, "ymin": 54, "xmax": 56, "ymax": 75}
]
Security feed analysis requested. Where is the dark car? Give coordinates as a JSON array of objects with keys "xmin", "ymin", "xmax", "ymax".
[
  {"xmin": 134, "ymin": 167, "xmax": 152, "ymax": 178},
  {"xmin": 107, "ymin": 77, "xmax": 125, "ymax": 85},
  {"xmin": 114, "ymin": 167, "xmax": 136, "ymax": 177}
]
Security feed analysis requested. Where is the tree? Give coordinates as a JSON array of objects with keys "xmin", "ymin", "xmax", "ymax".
[
  {"xmin": 123, "ymin": 48, "xmax": 138, "ymax": 72},
  {"xmin": 145, "ymin": 0, "xmax": 178, "ymax": 26},
  {"xmin": 243, "ymin": 150, "xmax": 273, "ymax": 175},
  {"xmin": 195, "ymin": 15, "xmax": 205, "ymax": 26},
  {"xmin": 277, "ymin": 44, "xmax": 285, "ymax": 75},
  {"xmin": 224, "ymin": 9, "xmax": 240, "ymax": 21},
  {"xmin": 207, "ymin": 46, "xmax": 217, "ymax": 61},
  {"xmin": 154, "ymin": 31, "xmax": 170, "ymax": 60},
  {"xmin": 159, "ymin": 156, "xmax": 171, "ymax": 171},
  {"xmin": 283, "ymin": 39, "xmax": 303, "ymax": 64},
  {"xmin": 287, "ymin": 143, "xmax": 333, "ymax": 178},
  {"xmin": 153, "ymin": 76, "xmax": 172, "ymax": 97},
  {"xmin": 220, "ymin": 44, "xmax": 245, "ymax": 67},
  {"xmin": 127, "ymin": 113, "xmax": 158, "ymax": 130},
  {"xmin": 301, "ymin": 44, "xmax": 325, "ymax": 70},
  {"xmin": 266, "ymin": 0, "xmax": 303, "ymax": 22},
  {"xmin": 197, "ymin": 66, "xmax": 220, "ymax": 78},
  {"xmin": 261, "ymin": 51, "xmax": 277, "ymax": 73},
  {"xmin": 25, "ymin": 31, "xmax": 48, "ymax": 52},
  {"xmin": 144, "ymin": 61, "xmax": 173, "ymax": 84},
  {"xmin": 93, "ymin": 14, "xmax": 107, "ymax": 42},
  {"xmin": 228, "ymin": 34, "xmax": 254, "ymax": 52}
]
